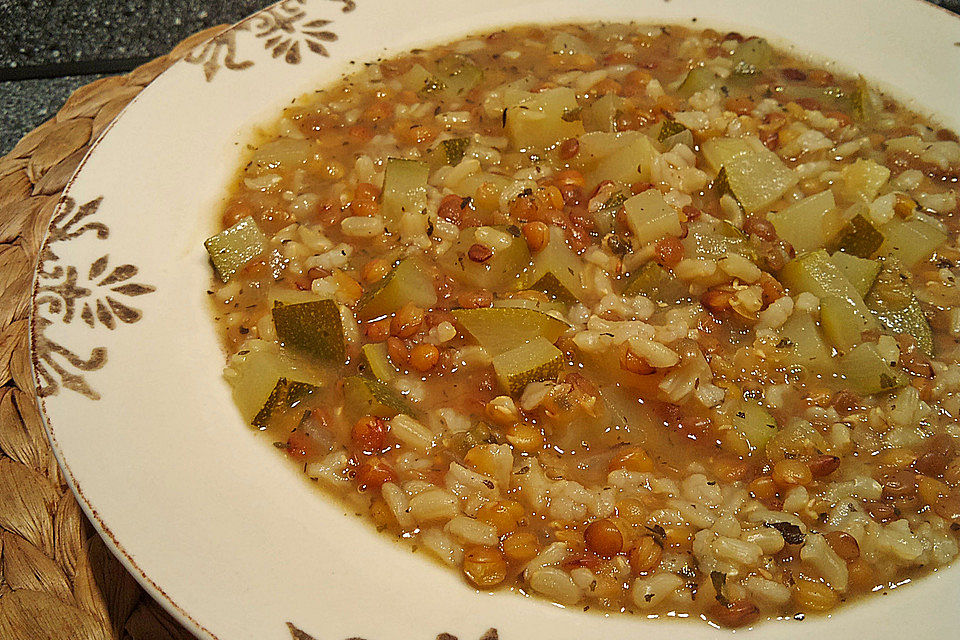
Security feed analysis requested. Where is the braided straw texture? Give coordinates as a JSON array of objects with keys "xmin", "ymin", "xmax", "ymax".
[{"xmin": 0, "ymin": 25, "xmax": 237, "ymax": 640}]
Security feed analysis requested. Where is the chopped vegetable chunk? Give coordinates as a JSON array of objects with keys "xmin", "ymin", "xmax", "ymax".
[
  {"xmin": 357, "ymin": 257, "xmax": 437, "ymax": 320},
  {"xmin": 453, "ymin": 307, "xmax": 567, "ymax": 356},
  {"xmin": 381, "ymin": 158, "xmax": 429, "ymax": 225},
  {"xmin": 492, "ymin": 337, "xmax": 564, "ymax": 395},
  {"xmin": 866, "ymin": 257, "xmax": 934, "ymax": 355},
  {"xmin": 204, "ymin": 216, "xmax": 266, "ymax": 282},
  {"xmin": 342, "ymin": 375, "xmax": 409, "ymax": 418},
  {"xmin": 272, "ymin": 299, "xmax": 345, "ymax": 363},
  {"xmin": 505, "ymin": 87, "xmax": 584, "ymax": 150}
]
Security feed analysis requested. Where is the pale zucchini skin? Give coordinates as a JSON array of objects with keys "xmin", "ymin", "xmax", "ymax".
[
  {"xmin": 504, "ymin": 87, "xmax": 584, "ymax": 151},
  {"xmin": 381, "ymin": 158, "xmax": 430, "ymax": 225},
  {"xmin": 621, "ymin": 262, "xmax": 689, "ymax": 305},
  {"xmin": 492, "ymin": 337, "xmax": 564, "ymax": 396},
  {"xmin": 780, "ymin": 250, "xmax": 878, "ymax": 334},
  {"xmin": 831, "ymin": 213, "xmax": 885, "ymax": 259},
  {"xmin": 623, "ymin": 189, "xmax": 682, "ymax": 246},
  {"xmin": 729, "ymin": 398, "xmax": 779, "ymax": 450},
  {"xmin": 356, "ymin": 257, "xmax": 438, "ymax": 321},
  {"xmin": 342, "ymin": 375, "xmax": 409, "ymax": 419},
  {"xmin": 730, "ymin": 37, "xmax": 774, "ymax": 74},
  {"xmin": 272, "ymin": 299, "xmax": 345, "ymax": 363},
  {"xmin": 204, "ymin": 215, "xmax": 266, "ymax": 282},
  {"xmin": 866, "ymin": 257, "xmax": 934, "ymax": 356},
  {"xmin": 524, "ymin": 226, "xmax": 586, "ymax": 303},
  {"xmin": 360, "ymin": 342, "xmax": 397, "ymax": 383},
  {"xmin": 452, "ymin": 307, "xmax": 568, "ymax": 357},
  {"xmin": 768, "ymin": 190, "xmax": 840, "ymax": 253},
  {"xmin": 839, "ymin": 342, "xmax": 907, "ymax": 395},
  {"xmin": 880, "ymin": 216, "xmax": 947, "ymax": 269},
  {"xmin": 438, "ymin": 226, "xmax": 530, "ymax": 291},
  {"xmin": 829, "ymin": 252, "xmax": 880, "ymax": 299},
  {"xmin": 252, "ymin": 378, "xmax": 318, "ymax": 430}
]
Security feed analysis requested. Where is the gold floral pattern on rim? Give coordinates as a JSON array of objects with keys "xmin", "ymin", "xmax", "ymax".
[
  {"xmin": 286, "ymin": 623, "xmax": 500, "ymax": 640},
  {"xmin": 33, "ymin": 196, "xmax": 156, "ymax": 400},
  {"xmin": 185, "ymin": 0, "xmax": 356, "ymax": 82}
]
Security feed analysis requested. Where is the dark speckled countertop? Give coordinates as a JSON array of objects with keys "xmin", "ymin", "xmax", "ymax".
[
  {"xmin": 0, "ymin": 0, "xmax": 270, "ymax": 154},
  {"xmin": 1, "ymin": 0, "xmax": 959, "ymax": 155}
]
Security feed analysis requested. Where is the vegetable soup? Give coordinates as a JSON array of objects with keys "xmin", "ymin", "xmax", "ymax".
[{"xmin": 205, "ymin": 23, "xmax": 960, "ymax": 627}]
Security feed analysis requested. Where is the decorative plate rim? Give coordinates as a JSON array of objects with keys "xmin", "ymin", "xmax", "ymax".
[{"xmin": 28, "ymin": 2, "xmax": 350, "ymax": 638}]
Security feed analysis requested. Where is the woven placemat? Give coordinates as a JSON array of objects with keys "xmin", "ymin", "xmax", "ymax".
[{"xmin": 0, "ymin": 25, "xmax": 238, "ymax": 640}]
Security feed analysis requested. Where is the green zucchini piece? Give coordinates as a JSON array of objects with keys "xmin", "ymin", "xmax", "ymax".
[
  {"xmin": 591, "ymin": 134, "xmax": 657, "ymax": 189},
  {"xmin": 831, "ymin": 213, "xmax": 885, "ymax": 258},
  {"xmin": 851, "ymin": 76, "xmax": 880, "ymax": 122},
  {"xmin": 357, "ymin": 257, "xmax": 438, "ymax": 320},
  {"xmin": 492, "ymin": 337, "xmax": 564, "ymax": 395},
  {"xmin": 529, "ymin": 273, "xmax": 577, "ymax": 304},
  {"xmin": 493, "ymin": 296, "xmax": 567, "ymax": 317},
  {"xmin": 779, "ymin": 312, "xmax": 833, "ymax": 373},
  {"xmin": 360, "ymin": 342, "xmax": 396, "ymax": 382},
  {"xmin": 730, "ymin": 38, "xmax": 774, "ymax": 75},
  {"xmin": 226, "ymin": 341, "xmax": 328, "ymax": 423},
  {"xmin": 438, "ymin": 226, "xmax": 530, "ymax": 290},
  {"xmin": 381, "ymin": 158, "xmax": 429, "ymax": 225},
  {"xmin": 342, "ymin": 375, "xmax": 409, "ymax": 418},
  {"xmin": 252, "ymin": 377, "xmax": 318, "ymax": 430},
  {"xmin": 623, "ymin": 189, "xmax": 682, "ymax": 246},
  {"xmin": 682, "ymin": 218, "xmax": 754, "ymax": 261},
  {"xmin": 524, "ymin": 226, "xmax": 585, "ymax": 303},
  {"xmin": 721, "ymin": 149, "xmax": 799, "ymax": 213},
  {"xmin": 820, "ymin": 295, "xmax": 871, "ymax": 352},
  {"xmin": 429, "ymin": 137, "xmax": 470, "ymax": 167},
  {"xmin": 437, "ymin": 54, "xmax": 483, "ymax": 98},
  {"xmin": 780, "ymin": 250, "xmax": 878, "ymax": 331},
  {"xmin": 866, "ymin": 257, "xmax": 933, "ymax": 355},
  {"xmin": 677, "ymin": 66, "xmax": 721, "ymax": 98},
  {"xmin": 504, "ymin": 87, "xmax": 584, "ymax": 151},
  {"xmin": 880, "ymin": 216, "xmax": 947, "ymax": 268},
  {"xmin": 839, "ymin": 342, "xmax": 907, "ymax": 395},
  {"xmin": 453, "ymin": 307, "xmax": 568, "ymax": 356},
  {"xmin": 272, "ymin": 299, "xmax": 345, "ymax": 364},
  {"xmin": 401, "ymin": 63, "xmax": 445, "ymax": 97},
  {"xmin": 839, "ymin": 159, "xmax": 890, "ymax": 203},
  {"xmin": 268, "ymin": 288, "xmax": 322, "ymax": 308},
  {"xmin": 621, "ymin": 262, "xmax": 689, "ymax": 304},
  {"xmin": 711, "ymin": 166, "xmax": 734, "ymax": 201},
  {"xmin": 657, "ymin": 120, "xmax": 688, "ymax": 143},
  {"xmin": 573, "ymin": 131, "xmax": 658, "ymax": 190},
  {"xmin": 729, "ymin": 397, "xmax": 779, "ymax": 451},
  {"xmin": 204, "ymin": 216, "xmax": 266, "ymax": 283},
  {"xmin": 582, "ymin": 94, "xmax": 624, "ymax": 132},
  {"xmin": 592, "ymin": 191, "xmax": 627, "ymax": 234},
  {"xmin": 701, "ymin": 137, "xmax": 755, "ymax": 174},
  {"xmin": 659, "ymin": 128, "xmax": 695, "ymax": 152},
  {"xmin": 768, "ymin": 190, "xmax": 841, "ymax": 253},
  {"xmin": 828, "ymin": 252, "xmax": 880, "ymax": 298}
]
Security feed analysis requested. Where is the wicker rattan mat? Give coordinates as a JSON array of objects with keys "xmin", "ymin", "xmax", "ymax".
[{"xmin": 0, "ymin": 25, "xmax": 237, "ymax": 640}]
